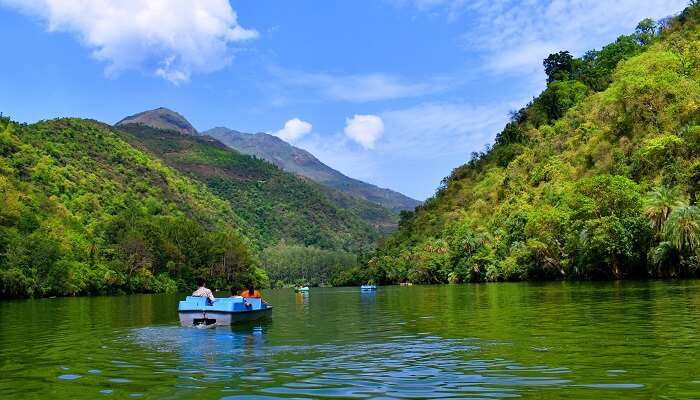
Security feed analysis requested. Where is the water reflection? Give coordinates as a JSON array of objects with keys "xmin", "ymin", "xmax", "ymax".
[
  {"xmin": 133, "ymin": 324, "xmax": 268, "ymax": 362},
  {"xmin": 294, "ymin": 291, "xmax": 309, "ymax": 306}
]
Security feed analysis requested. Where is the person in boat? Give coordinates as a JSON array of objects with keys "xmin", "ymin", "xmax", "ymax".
[
  {"xmin": 240, "ymin": 284, "xmax": 262, "ymax": 298},
  {"xmin": 192, "ymin": 278, "xmax": 216, "ymax": 304},
  {"xmin": 240, "ymin": 284, "xmax": 269, "ymax": 308}
]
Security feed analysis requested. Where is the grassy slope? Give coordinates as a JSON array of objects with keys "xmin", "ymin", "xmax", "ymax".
[
  {"xmin": 364, "ymin": 5, "xmax": 700, "ymax": 284},
  {"xmin": 119, "ymin": 124, "xmax": 395, "ymax": 252}
]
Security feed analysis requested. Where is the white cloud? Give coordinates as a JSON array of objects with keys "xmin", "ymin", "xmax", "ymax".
[
  {"xmin": 389, "ymin": 0, "xmax": 469, "ymax": 20},
  {"xmin": 344, "ymin": 114, "xmax": 385, "ymax": 149},
  {"xmin": 294, "ymin": 102, "xmax": 512, "ymax": 199},
  {"xmin": 393, "ymin": 0, "xmax": 688, "ymax": 76},
  {"xmin": 274, "ymin": 118, "xmax": 313, "ymax": 142},
  {"xmin": 320, "ymin": 74, "xmax": 436, "ymax": 102},
  {"xmin": 380, "ymin": 102, "xmax": 511, "ymax": 157},
  {"xmin": 270, "ymin": 68, "xmax": 451, "ymax": 102},
  {"xmin": 476, "ymin": 0, "xmax": 686, "ymax": 76},
  {"xmin": 0, "ymin": 0, "xmax": 258, "ymax": 83}
]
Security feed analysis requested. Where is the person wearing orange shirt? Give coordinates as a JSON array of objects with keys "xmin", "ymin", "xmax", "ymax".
[
  {"xmin": 240, "ymin": 285, "xmax": 262, "ymax": 298},
  {"xmin": 239, "ymin": 285, "xmax": 269, "ymax": 309}
]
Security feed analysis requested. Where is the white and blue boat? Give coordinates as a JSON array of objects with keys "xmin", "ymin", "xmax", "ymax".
[
  {"xmin": 178, "ymin": 296, "xmax": 272, "ymax": 327},
  {"xmin": 295, "ymin": 286, "xmax": 310, "ymax": 293},
  {"xmin": 360, "ymin": 284, "xmax": 377, "ymax": 291}
]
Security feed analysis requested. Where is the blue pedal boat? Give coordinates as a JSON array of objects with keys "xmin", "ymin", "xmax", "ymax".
[
  {"xmin": 360, "ymin": 284, "xmax": 377, "ymax": 291},
  {"xmin": 178, "ymin": 296, "xmax": 272, "ymax": 326}
]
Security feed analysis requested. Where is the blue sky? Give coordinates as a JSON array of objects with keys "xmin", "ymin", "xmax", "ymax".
[{"xmin": 0, "ymin": 0, "xmax": 689, "ymax": 200}]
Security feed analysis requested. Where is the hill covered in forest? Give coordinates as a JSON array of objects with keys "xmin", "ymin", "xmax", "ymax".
[
  {"xmin": 117, "ymin": 123, "xmax": 396, "ymax": 252},
  {"xmin": 0, "ymin": 118, "xmax": 263, "ymax": 298},
  {"xmin": 340, "ymin": 4, "xmax": 700, "ymax": 285},
  {"xmin": 204, "ymin": 127, "xmax": 421, "ymax": 212}
]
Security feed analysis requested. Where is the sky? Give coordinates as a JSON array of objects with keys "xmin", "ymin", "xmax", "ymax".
[{"xmin": 0, "ymin": 0, "xmax": 690, "ymax": 200}]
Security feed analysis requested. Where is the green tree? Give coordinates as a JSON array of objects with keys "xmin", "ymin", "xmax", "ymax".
[
  {"xmin": 544, "ymin": 51, "xmax": 574, "ymax": 83},
  {"xmin": 635, "ymin": 18, "xmax": 657, "ymax": 46},
  {"xmin": 567, "ymin": 175, "xmax": 648, "ymax": 278},
  {"xmin": 537, "ymin": 80, "xmax": 590, "ymax": 121},
  {"xmin": 663, "ymin": 205, "xmax": 700, "ymax": 254},
  {"xmin": 644, "ymin": 186, "xmax": 686, "ymax": 235}
]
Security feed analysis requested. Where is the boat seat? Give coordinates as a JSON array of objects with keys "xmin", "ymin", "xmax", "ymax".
[{"xmin": 186, "ymin": 296, "xmax": 211, "ymax": 306}]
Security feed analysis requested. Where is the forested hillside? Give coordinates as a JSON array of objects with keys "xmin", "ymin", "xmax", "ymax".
[
  {"xmin": 0, "ymin": 118, "xmax": 264, "ymax": 298},
  {"xmin": 118, "ymin": 124, "xmax": 394, "ymax": 253},
  {"xmin": 346, "ymin": 4, "xmax": 700, "ymax": 285}
]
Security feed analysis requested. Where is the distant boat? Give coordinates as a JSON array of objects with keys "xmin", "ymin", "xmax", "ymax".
[
  {"xmin": 360, "ymin": 284, "xmax": 377, "ymax": 291},
  {"xmin": 295, "ymin": 286, "xmax": 310, "ymax": 292},
  {"xmin": 178, "ymin": 296, "xmax": 272, "ymax": 327}
]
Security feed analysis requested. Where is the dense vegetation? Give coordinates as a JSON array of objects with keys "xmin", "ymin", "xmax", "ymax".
[
  {"xmin": 0, "ymin": 118, "xmax": 264, "ymax": 298},
  {"xmin": 261, "ymin": 242, "xmax": 356, "ymax": 287},
  {"xmin": 347, "ymin": 4, "xmax": 700, "ymax": 285},
  {"xmin": 119, "ymin": 124, "xmax": 393, "ymax": 252}
]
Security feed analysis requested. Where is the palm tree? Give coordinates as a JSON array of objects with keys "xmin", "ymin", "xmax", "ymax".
[
  {"xmin": 652, "ymin": 241, "xmax": 679, "ymax": 277},
  {"xmin": 663, "ymin": 205, "xmax": 700, "ymax": 255},
  {"xmin": 644, "ymin": 186, "xmax": 686, "ymax": 235}
]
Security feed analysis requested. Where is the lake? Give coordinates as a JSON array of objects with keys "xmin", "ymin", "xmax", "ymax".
[{"xmin": 1, "ymin": 281, "xmax": 700, "ymax": 399}]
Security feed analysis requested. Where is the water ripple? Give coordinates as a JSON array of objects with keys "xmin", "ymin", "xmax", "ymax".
[{"xmin": 125, "ymin": 326, "xmax": 584, "ymax": 398}]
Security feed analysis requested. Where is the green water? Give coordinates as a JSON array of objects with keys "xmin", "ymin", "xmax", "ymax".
[{"xmin": 1, "ymin": 281, "xmax": 700, "ymax": 399}]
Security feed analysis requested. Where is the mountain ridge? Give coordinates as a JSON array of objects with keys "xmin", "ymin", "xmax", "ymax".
[{"xmin": 204, "ymin": 127, "xmax": 421, "ymax": 212}]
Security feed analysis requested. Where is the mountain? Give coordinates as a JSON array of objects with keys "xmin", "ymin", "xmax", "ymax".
[
  {"xmin": 203, "ymin": 127, "xmax": 421, "ymax": 212},
  {"xmin": 0, "ymin": 117, "xmax": 262, "ymax": 298},
  {"xmin": 117, "ymin": 107, "xmax": 198, "ymax": 135},
  {"xmin": 116, "ymin": 123, "xmax": 398, "ymax": 252},
  {"xmin": 337, "ymin": 5, "xmax": 700, "ymax": 285}
]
